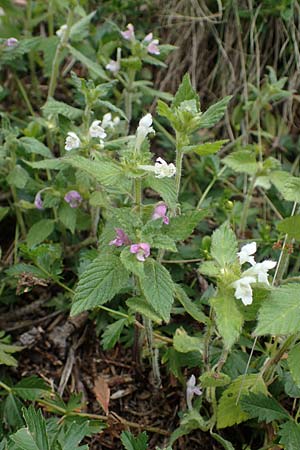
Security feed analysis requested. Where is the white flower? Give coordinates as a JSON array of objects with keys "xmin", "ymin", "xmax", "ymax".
[
  {"xmin": 135, "ymin": 113, "xmax": 155, "ymax": 150},
  {"xmin": 105, "ymin": 59, "xmax": 120, "ymax": 74},
  {"xmin": 237, "ymin": 242, "xmax": 257, "ymax": 266},
  {"xmin": 89, "ymin": 120, "xmax": 107, "ymax": 139},
  {"xmin": 102, "ymin": 113, "xmax": 120, "ymax": 129},
  {"xmin": 154, "ymin": 157, "xmax": 176, "ymax": 178},
  {"xmin": 65, "ymin": 132, "xmax": 81, "ymax": 151},
  {"xmin": 56, "ymin": 24, "xmax": 67, "ymax": 40},
  {"xmin": 186, "ymin": 375, "xmax": 202, "ymax": 411},
  {"xmin": 244, "ymin": 260, "xmax": 277, "ymax": 285},
  {"xmin": 232, "ymin": 276, "xmax": 256, "ymax": 306}
]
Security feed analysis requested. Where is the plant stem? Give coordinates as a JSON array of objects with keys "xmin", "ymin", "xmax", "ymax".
[
  {"xmin": 47, "ymin": 8, "xmax": 74, "ymax": 99},
  {"xmin": 238, "ymin": 175, "xmax": 256, "ymax": 237},
  {"xmin": 124, "ymin": 69, "xmax": 136, "ymax": 131},
  {"xmin": 0, "ymin": 380, "xmax": 12, "ymax": 393},
  {"xmin": 144, "ymin": 316, "xmax": 161, "ymax": 387},
  {"xmin": 14, "ymin": 75, "xmax": 35, "ymax": 116},
  {"xmin": 197, "ymin": 166, "xmax": 226, "ymax": 209}
]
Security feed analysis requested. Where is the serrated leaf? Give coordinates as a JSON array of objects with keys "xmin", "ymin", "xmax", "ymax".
[
  {"xmin": 3, "ymin": 393, "xmax": 23, "ymax": 429},
  {"xmin": 97, "ymin": 100, "xmax": 128, "ymax": 121},
  {"xmin": 277, "ymin": 215, "xmax": 300, "ymax": 240},
  {"xmin": 239, "ymin": 392, "xmax": 290, "ymax": 423},
  {"xmin": 27, "ymin": 219, "xmax": 55, "ymax": 248},
  {"xmin": 211, "ymin": 223, "xmax": 238, "ymax": 268},
  {"xmin": 197, "ymin": 96, "xmax": 232, "ymax": 129},
  {"xmin": 283, "ymin": 177, "xmax": 300, "ymax": 202},
  {"xmin": 64, "ymin": 155, "xmax": 129, "ymax": 193},
  {"xmin": 255, "ymin": 284, "xmax": 300, "ymax": 335},
  {"xmin": 279, "ymin": 421, "xmax": 300, "ymax": 450},
  {"xmin": 69, "ymin": 45, "xmax": 108, "ymax": 80},
  {"xmin": 174, "ymin": 285, "xmax": 207, "ymax": 323},
  {"xmin": 120, "ymin": 247, "xmax": 145, "ymax": 278},
  {"xmin": 269, "ymin": 170, "xmax": 290, "ymax": 193},
  {"xmin": 173, "ymin": 328, "xmax": 203, "ymax": 353},
  {"xmin": 7, "ymin": 165, "xmax": 29, "ymax": 189},
  {"xmin": 198, "ymin": 261, "xmax": 220, "ymax": 277},
  {"xmin": 223, "ymin": 150, "xmax": 258, "ymax": 175},
  {"xmin": 13, "ymin": 376, "xmax": 50, "ymax": 401},
  {"xmin": 165, "ymin": 210, "xmax": 207, "ymax": 241},
  {"xmin": 10, "ymin": 428, "xmax": 40, "ymax": 450},
  {"xmin": 150, "ymin": 234, "xmax": 177, "ymax": 252},
  {"xmin": 58, "ymin": 203, "xmax": 77, "ymax": 234},
  {"xmin": 288, "ymin": 343, "xmax": 300, "ymax": 388},
  {"xmin": 120, "ymin": 430, "xmax": 148, "ymax": 450},
  {"xmin": 23, "ymin": 406, "xmax": 49, "ymax": 450},
  {"xmin": 157, "ymin": 100, "xmax": 176, "ymax": 122},
  {"xmin": 26, "ymin": 158, "xmax": 68, "ymax": 170},
  {"xmin": 172, "ymin": 73, "xmax": 200, "ymax": 110},
  {"xmin": 183, "ymin": 140, "xmax": 228, "ymax": 156},
  {"xmin": 42, "ymin": 98, "xmax": 83, "ymax": 120},
  {"xmin": 139, "ymin": 259, "xmax": 174, "ymax": 322},
  {"xmin": 217, "ymin": 374, "xmax": 267, "ymax": 428},
  {"xmin": 71, "ymin": 254, "xmax": 129, "ymax": 315},
  {"xmin": 101, "ymin": 319, "xmax": 128, "ymax": 350},
  {"xmin": 59, "ymin": 421, "xmax": 90, "ymax": 450},
  {"xmin": 0, "ymin": 345, "xmax": 19, "ymax": 366},
  {"xmin": 210, "ymin": 294, "xmax": 243, "ymax": 349},
  {"xmin": 19, "ymin": 137, "xmax": 52, "ymax": 158},
  {"xmin": 126, "ymin": 297, "xmax": 162, "ymax": 324},
  {"xmin": 70, "ymin": 11, "xmax": 96, "ymax": 41},
  {"xmin": 145, "ymin": 176, "xmax": 177, "ymax": 209}
]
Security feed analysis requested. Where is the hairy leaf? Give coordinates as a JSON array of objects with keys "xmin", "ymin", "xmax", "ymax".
[
  {"xmin": 279, "ymin": 421, "xmax": 300, "ymax": 450},
  {"xmin": 173, "ymin": 328, "xmax": 203, "ymax": 353},
  {"xmin": 288, "ymin": 342, "xmax": 300, "ymax": 388},
  {"xmin": 210, "ymin": 294, "xmax": 243, "ymax": 349},
  {"xmin": 27, "ymin": 220, "xmax": 55, "ymax": 248},
  {"xmin": 71, "ymin": 255, "xmax": 129, "ymax": 315},
  {"xmin": 197, "ymin": 96, "xmax": 232, "ymax": 129},
  {"xmin": 223, "ymin": 150, "xmax": 258, "ymax": 175},
  {"xmin": 183, "ymin": 140, "xmax": 228, "ymax": 156},
  {"xmin": 240, "ymin": 392, "xmax": 290, "ymax": 423},
  {"xmin": 165, "ymin": 210, "xmax": 207, "ymax": 241},
  {"xmin": 172, "ymin": 73, "xmax": 200, "ymax": 110},
  {"xmin": 277, "ymin": 215, "xmax": 300, "ymax": 240},
  {"xmin": 175, "ymin": 285, "xmax": 207, "ymax": 323},
  {"xmin": 211, "ymin": 222, "xmax": 238, "ymax": 268}
]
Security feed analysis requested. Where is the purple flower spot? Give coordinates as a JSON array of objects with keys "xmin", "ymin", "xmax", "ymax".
[
  {"xmin": 5, "ymin": 37, "xmax": 18, "ymax": 48},
  {"xmin": 64, "ymin": 190, "xmax": 82, "ymax": 208},
  {"xmin": 152, "ymin": 203, "xmax": 169, "ymax": 225},
  {"xmin": 34, "ymin": 191, "xmax": 43, "ymax": 210},
  {"xmin": 109, "ymin": 228, "xmax": 131, "ymax": 247},
  {"xmin": 130, "ymin": 243, "xmax": 151, "ymax": 262}
]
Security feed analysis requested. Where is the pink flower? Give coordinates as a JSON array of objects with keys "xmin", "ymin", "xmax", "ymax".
[
  {"xmin": 186, "ymin": 375, "xmax": 202, "ymax": 411},
  {"xmin": 109, "ymin": 228, "xmax": 131, "ymax": 247},
  {"xmin": 34, "ymin": 191, "xmax": 43, "ymax": 210},
  {"xmin": 152, "ymin": 203, "xmax": 169, "ymax": 225},
  {"xmin": 143, "ymin": 32, "xmax": 153, "ymax": 43},
  {"xmin": 147, "ymin": 39, "xmax": 160, "ymax": 55},
  {"xmin": 64, "ymin": 190, "xmax": 82, "ymax": 208},
  {"xmin": 121, "ymin": 23, "xmax": 135, "ymax": 41},
  {"xmin": 5, "ymin": 37, "xmax": 18, "ymax": 48},
  {"xmin": 130, "ymin": 243, "xmax": 150, "ymax": 262}
]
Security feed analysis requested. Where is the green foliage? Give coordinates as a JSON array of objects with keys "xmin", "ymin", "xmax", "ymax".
[
  {"xmin": 120, "ymin": 430, "xmax": 148, "ymax": 450},
  {"xmin": 279, "ymin": 421, "xmax": 300, "ymax": 450},
  {"xmin": 27, "ymin": 220, "xmax": 55, "ymax": 248},
  {"xmin": 71, "ymin": 254, "xmax": 129, "ymax": 315},
  {"xmin": 210, "ymin": 223, "xmax": 238, "ymax": 268},
  {"xmin": 172, "ymin": 73, "xmax": 200, "ymax": 110},
  {"xmin": 173, "ymin": 328, "xmax": 203, "ymax": 353},
  {"xmin": 42, "ymin": 98, "xmax": 83, "ymax": 119},
  {"xmin": 139, "ymin": 259, "xmax": 175, "ymax": 322},
  {"xmin": 217, "ymin": 375, "xmax": 267, "ymax": 428},
  {"xmin": 126, "ymin": 297, "xmax": 162, "ymax": 324},
  {"xmin": 174, "ymin": 285, "xmax": 207, "ymax": 323},
  {"xmin": 255, "ymin": 284, "xmax": 300, "ymax": 335},
  {"xmin": 223, "ymin": 150, "xmax": 258, "ymax": 175},
  {"xmin": 183, "ymin": 140, "xmax": 228, "ymax": 156},
  {"xmin": 210, "ymin": 294, "xmax": 244, "ymax": 349},
  {"xmin": 101, "ymin": 318, "xmax": 128, "ymax": 350},
  {"xmin": 197, "ymin": 96, "xmax": 232, "ymax": 129},
  {"xmin": 239, "ymin": 392, "xmax": 290, "ymax": 422},
  {"xmin": 288, "ymin": 343, "xmax": 300, "ymax": 388},
  {"xmin": 277, "ymin": 215, "xmax": 300, "ymax": 240},
  {"xmin": 0, "ymin": 332, "xmax": 23, "ymax": 367},
  {"xmin": 165, "ymin": 210, "xmax": 207, "ymax": 241}
]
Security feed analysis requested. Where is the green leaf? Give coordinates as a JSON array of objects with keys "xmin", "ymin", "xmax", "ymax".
[
  {"xmin": 139, "ymin": 259, "xmax": 174, "ymax": 322},
  {"xmin": 71, "ymin": 254, "xmax": 129, "ymax": 315},
  {"xmin": 64, "ymin": 155, "xmax": 129, "ymax": 193},
  {"xmin": 255, "ymin": 284, "xmax": 300, "ymax": 335},
  {"xmin": 183, "ymin": 140, "xmax": 228, "ymax": 156},
  {"xmin": 165, "ymin": 210, "xmax": 207, "ymax": 241},
  {"xmin": 200, "ymin": 371, "xmax": 231, "ymax": 388},
  {"xmin": 23, "ymin": 406, "xmax": 50, "ymax": 450},
  {"xmin": 223, "ymin": 150, "xmax": 258, "ymax": 175},
  {"xmin": 145, "ymin": 176, "xmax": 177, "ymax": 209},
  {"xmin": 70, "ymin": 11, "xmax": 96, "ymax": 41},
  {"xmin": 10, "ymin": 428, "xmax": 40, "ymax": 450},
  {"xmin": 269, "ymin": 170, "xmax": 290, "ymax": 194},
  {"xmin": 0, "ymin": 342, "xmax": 21, "ymax": 366},
  {"xmin": 27, "ymin": 158, "xmax": 68, "ymax": 170},
  {"xmin": 217, "ymin": 374, "xmax": 267, "ymax": 428},
  {"xmin": 279, "ymin": 421, "xmax": 300, "ymax": 450},
  {"xmin": 173, "ymin": 328, "xmax": 203, "ymax": 353},
  {"xmin": 126, "ymin": 297, "xmax": 162, "ymax": 324},
  {"xmin": 282, "ymin": 177, "xmax": 300, "ymax": 202},
  {"xmin": 210, "ymin": 294, "xmax": 243, "ymax": 350},
  {"xmin": 288, "ymin": 343, "xmax": 300, "ymax": 388},
  {"xmin": 58, "ymin": 421, "xmax": 90, "ymax": 450},
  {"xmin": 59, "ymin": 203, "xmax": 77, "ymax": 234},
  {"xmin": 69, "ymin": 45, "xmax": 108, "ymax": 80},
  {"xmin": 13, "ymin": 376, "xmax": 50, "ymax": 401},
  {"xmin": 27, "ymin": 219, "xmax": 55, "ymax": 248},
  {"xmin": 197, "ymin": 96, "xmax": 232, "ymax": 129},
  {"xmin": 97, "ymin": 100, "xmax": 128, "ymax": 121},
  {"xmin": 198, "ymin": 261, "xmax": 220, "ymax": 277},
  {"xmin": 19, "ymin": 137, "xmax": 52, "ymax": 158},
  {"xmin": 240, "ymin": 392, "xmax": 290, "ymax": 423},
  {"xmin": 211, "ymin": 222, "xmax": 238, "ymax": 268},
  {"xmin": 174, "ymin": 285, "xmax": 207, "ymax": 323},
  {"xmin": 157, "ymin": 100, "xmax": 176, "ymax": 123},
  {"xmin": 210, "ymin": 432, "xmax": 235, "ymax": 450},
  {"xmin": 277, "ymin": 215, "xmax": 300, "ymax": 240},
  {"xmin": 172, "ymin": 73, "xmax": 200, "ymax": 110},
  {"xmin": 42, "ymin": 97, "xmax": 83, "ymax": 120},
  {"xmin": 149, "ymin": 234, "xmax": 177, "ymax": 252},
  {"xmin": 0, "ymin": 206, "xmax": 9, "ymax": 222},
  {"xmin": 101, "ymin": 318, "xmax": 127, "ymax": 350},
  {"xmin": 7, "ymin": 165, "xmax": 29, "ymax": 189},
  {"xmin": 120, "ymin": 247, "xmax": 145, "ymax": 278},
  {"xmin": 3, "ymin": 393, "xmax": 23, "ymax": 429},
  {"xmin": 120, "ymin": 430, "xmax": 148, "ymax": 450}
]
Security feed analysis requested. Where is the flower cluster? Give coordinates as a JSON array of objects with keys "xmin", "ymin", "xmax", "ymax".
[
  {"xmin": 120, "ymin": 23, "xmax": 160, "ymax": 55},
  {"xmin": 232, "ymin": 242, "xmax": 276, "ymax": 305},
  {"xmin": 65, "ymin": 132, "xmax": 81, "ymax": 151},
  {"xmin": 64, "ymin": 190, "xmax": 82, "ymax": 208},
  {"xmin": 109, "ymin": 229, "xmax": 151, "ymax": 262}
]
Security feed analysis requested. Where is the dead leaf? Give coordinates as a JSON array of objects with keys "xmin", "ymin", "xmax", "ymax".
[{"xmin": 94, "ymin": 376, "xmax": 110, "ymax": 414}]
